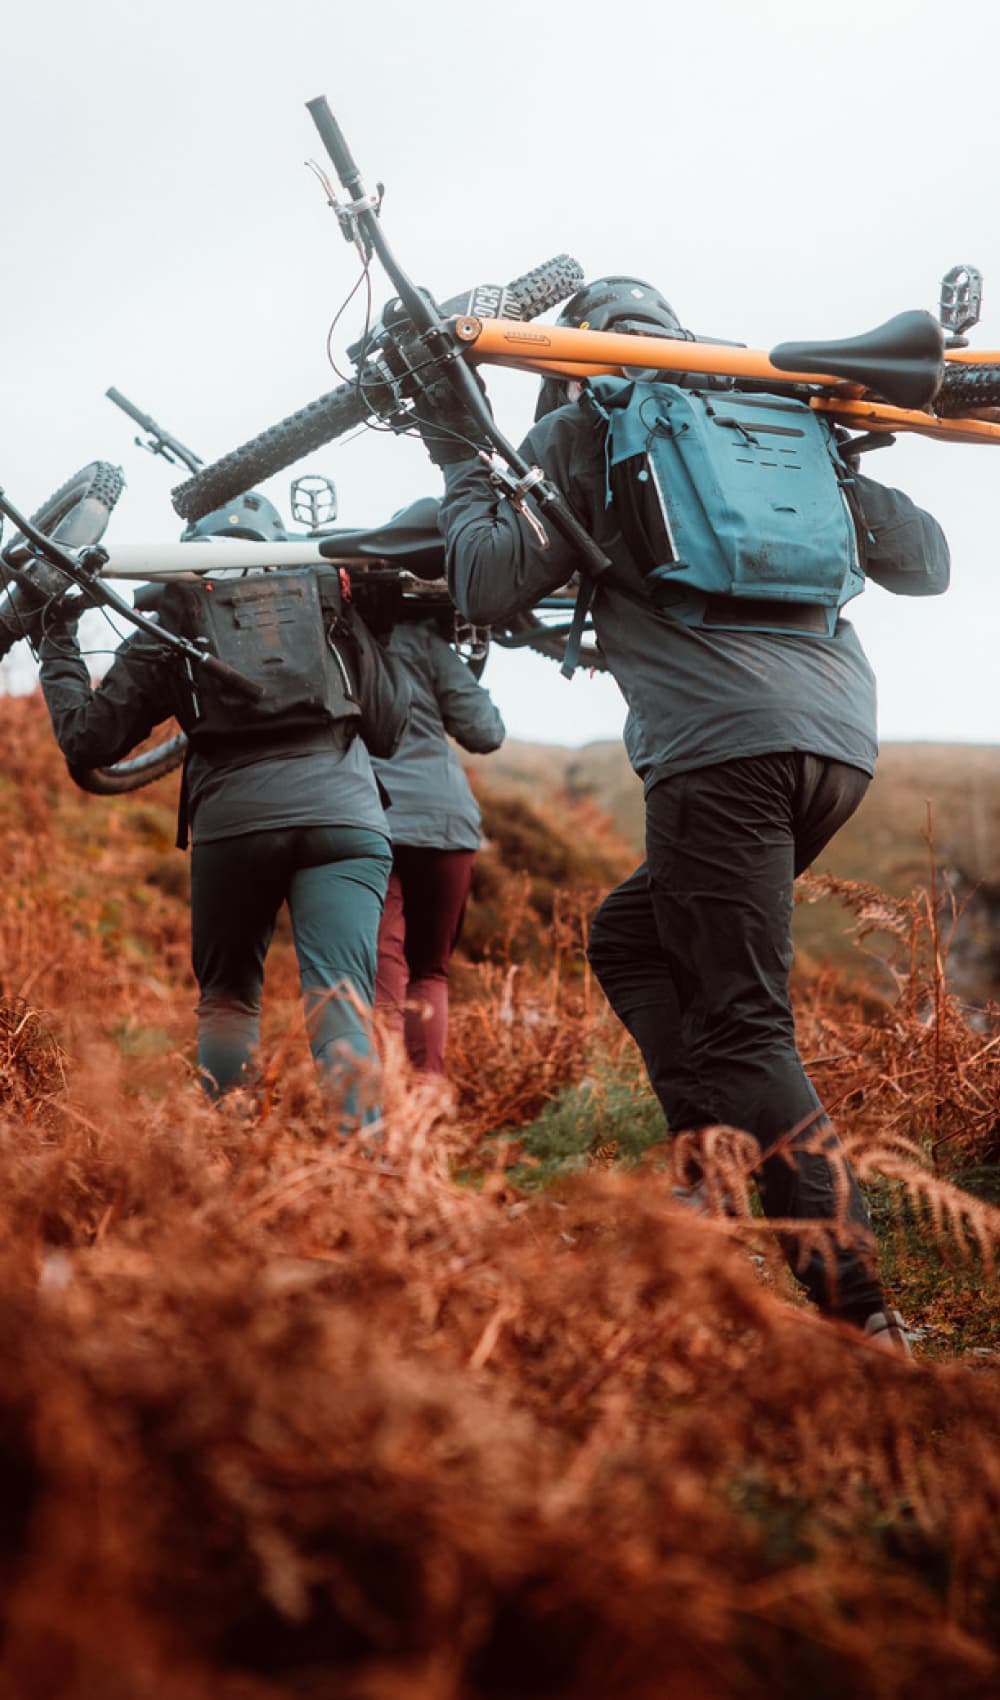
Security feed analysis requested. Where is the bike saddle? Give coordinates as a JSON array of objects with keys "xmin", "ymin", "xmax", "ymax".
[
  {"xmin": 314, "ymin": 497, "xmax": 444, "ymax": 577},
  {"xmin": 770, "ymin": 310, "xmax": 945, "ymax": 409}
]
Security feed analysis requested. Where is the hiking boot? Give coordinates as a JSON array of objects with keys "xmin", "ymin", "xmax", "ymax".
[{"xmin": 862, "ymin": 1308, "xmax": 913, "ymax": 1358}]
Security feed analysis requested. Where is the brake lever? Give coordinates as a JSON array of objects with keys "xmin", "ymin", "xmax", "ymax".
[{"xmin": 479, "ymin": 455, "xmax": 550, "ymax": 549}]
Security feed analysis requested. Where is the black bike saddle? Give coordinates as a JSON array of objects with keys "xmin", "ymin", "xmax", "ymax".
[
  {"xmin": 770, "ymin": 310, "xmax": 945, "ymax": 409},
  {"xmin": 315, "ymin": 497, "xmax": 444, "ymax": 577}
]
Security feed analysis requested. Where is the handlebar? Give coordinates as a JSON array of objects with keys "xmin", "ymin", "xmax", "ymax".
[
  {"xmin": 305, "ymin": 96, "xmax": 363, "ymax": 197},
  {"xmin": 304, "ymin": 95, "xmax": 615, "ymax": 585},
  {"xmin": 106, "ymin": 387, "xmax": 204, "ymax": 475},
  {"xmin": 175, "ymin": 97, "xmax": 612, "ymax": 589},
  {"xmin": 197, "ymin": 651, "xmax": 266, "ymax": 701},
  {"xmin": 0, "ymin": 489, "xmax": 264, "ymax": 702}
]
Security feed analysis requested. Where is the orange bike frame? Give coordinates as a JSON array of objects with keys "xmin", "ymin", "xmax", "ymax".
[{"xmin": 452, "ymin": 317, "xmax": 1000, "ymax": 446}]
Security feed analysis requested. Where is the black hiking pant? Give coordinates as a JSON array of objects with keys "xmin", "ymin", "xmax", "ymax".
[{"xmin": 587, "ymin": 751, "xmax": 882, "ymax": 1318}]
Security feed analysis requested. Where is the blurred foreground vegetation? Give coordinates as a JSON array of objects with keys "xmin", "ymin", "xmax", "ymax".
[{"xmin": 0, "ymin": 693, "xmax": 998, "ymax": 1700}]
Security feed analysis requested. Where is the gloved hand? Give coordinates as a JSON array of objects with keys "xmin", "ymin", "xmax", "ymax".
[
  {"xmin": 389, "ymin": 332, "xmax": 492, "ymax": 466},
  {"xmin": 412, "ymin": 367, "xmax": 493, "ymax": 466},
  {"xmin": 36, "ymin": 594, "xmax": 81, "ymax": 655}
]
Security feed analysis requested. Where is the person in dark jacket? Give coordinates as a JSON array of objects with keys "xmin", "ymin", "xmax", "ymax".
[
  {"xmin": 372, "ymin": 617, "xmax": 505, "ymax": 1073},
  {"xmin": 37, "ymin": 495, "xmax": 393, "ymax": 1127},
  {"xmin": 411, "ymin": 276, "xmax": 951, "ymax": 1352}
]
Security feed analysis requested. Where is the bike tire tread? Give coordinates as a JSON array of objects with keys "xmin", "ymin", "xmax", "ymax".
[
  {"xmin": 171, "ymin": 255, "xmax": 584, "ymax": 523},
  {"xmin": 936, "ymin": 363, "xmax": 1000, "ymax": 416}
]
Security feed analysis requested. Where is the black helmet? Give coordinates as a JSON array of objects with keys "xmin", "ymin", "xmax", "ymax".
[
  {"xmin": 557, "ymin": 276, "xmax": 684, "ymax": 339},
  {"xmin": 535, "ymin": 275, "xmax": 687, "ymax": 421},
  {"xmin": 180, "ymin": 490, "xmax": 288, "ymax": 544}
]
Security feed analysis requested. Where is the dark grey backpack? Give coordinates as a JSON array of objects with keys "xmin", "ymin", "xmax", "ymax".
[
  {"xmin": 158, "ymin": 567, "xmax": 412, "ymax": 846},
  {"xmin": 159, "ymin": 566, "xmax": 411, "ymax": 758}
]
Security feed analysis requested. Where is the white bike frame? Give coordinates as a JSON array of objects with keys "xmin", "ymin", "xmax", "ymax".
[{"xmin": 94, "ymin": 540, "xmax": 353, "ymax": 580}]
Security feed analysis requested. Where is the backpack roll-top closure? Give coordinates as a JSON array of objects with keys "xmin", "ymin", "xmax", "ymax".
[{"xmin": 588, "ymin": 377, "xmax": 866, "ymax": 637}]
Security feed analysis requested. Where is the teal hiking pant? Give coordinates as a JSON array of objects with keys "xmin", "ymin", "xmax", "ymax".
[{"xmin": 191, "ymin": 825, "xmax": 391, "ymax": 1124}]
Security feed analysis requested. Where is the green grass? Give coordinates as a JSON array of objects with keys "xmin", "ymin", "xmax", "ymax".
[
  {"xmin": 866, "ymin": 1178, "xmax": 1000, "ymax": 1358},
  {"xmin": 488, "ymin": 1049, "xmax": 1000, "ymax": 1362},
  {"xmin": 497, "ymin": 1059, "xmax": 667, "ymax": 1190}
]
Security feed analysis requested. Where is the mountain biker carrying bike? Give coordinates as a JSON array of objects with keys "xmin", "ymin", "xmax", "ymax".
[
  {"xmin": 36, "ymin": 491, "xmax": 395, "ymax": 1127},
  {"xmin": 370, "ymin": 610, "xmax": 505, "ymax": 1075},
  {"xmin": 413, "ymin": 274, "xmax": 951, "ymax": 1352}
]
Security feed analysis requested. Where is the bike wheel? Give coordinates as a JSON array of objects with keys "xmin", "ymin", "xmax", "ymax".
[
  {"xmin": 493, "ymin": 601, "xmax": 608, "ymax": 672},
  {"xmin": 171, "ymin": 254, "xmax": 584, "ymax": 524},
  {"xmin": 935, "ymin": 363, "xmax": 1000, "ymax": 416},
  {"xmin": 497, "ymin": 253, "xmax": 584, "ymax": 320},
  {"xmin": 172, "ymin": 380, "xmax": 369, "ymax": 524},
  {"xmin": 0, "ymin": 460, "xmax": 187, "ymax": 797},
  {"xmin": 24, "ymin": 459, "xmax": 125, "ymax": 546},
  {"xmin": 69, "ymin": 732, "xmax": 188, "ymax": 796},
  {"xmin": 0, "ymin": 460, "xmax": 125, "ymax": 656}
]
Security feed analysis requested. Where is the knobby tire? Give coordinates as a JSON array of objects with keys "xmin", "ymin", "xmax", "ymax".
[
  {"xmin": 935, "ymin": 362, "xmax": 1000, "ymax": 415},
  {"xmin": 171, "ymin": 255, "xmax": 585, "ymax": 523},
  {"xmin": 0, "ymin": 460, "xmax": 125, "ymax": 656},
  {"xmin": 0, "ymin": 461, "xmax": 187, "ymax": 797}
]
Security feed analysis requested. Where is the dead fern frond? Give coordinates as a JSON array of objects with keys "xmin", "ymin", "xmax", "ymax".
[
  {"xmin": 2, "ymin": 694, "xmax": 1000, "ymax": 1698},
  {"xmin": 852, "ymin": 1142, "xmax": 1000, "ymax": 1277},
  {"xmin": 0, "ymin": 993, "xmax": 66, "ymax": 1111}
]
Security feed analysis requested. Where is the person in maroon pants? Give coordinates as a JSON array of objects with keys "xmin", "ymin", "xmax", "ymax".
[{"xmin": 372, "ymin": 618, "xmax": 505, "ymax": 1073}]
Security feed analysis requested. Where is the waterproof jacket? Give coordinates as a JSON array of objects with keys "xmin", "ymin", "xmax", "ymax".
[
  {"xmin": 37, "ymin": 625, "xmax": 387, "ymax": 846},
  {"xmin": 370, "ymin": 620, "xmax": 505, "ymax": 850},
  {"xmin": 440, "ymin": 398, "xmax": 950, "ymax": 792}
]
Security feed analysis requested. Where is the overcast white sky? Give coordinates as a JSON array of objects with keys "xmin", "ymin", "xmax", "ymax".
[{"xmin": 3, "ymin": 0, "xmax": 999, "ymax": 749}]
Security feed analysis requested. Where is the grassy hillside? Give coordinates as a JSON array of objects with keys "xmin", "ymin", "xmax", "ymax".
[
  {"xmin": 1, "ymin": 692, "xmax": 999, "ymax": 1700},
  {"xmin": 469, "ymin": 736, "xmax": 1000, "ymax": 876},
  {"xmin": 468, "ymin": 737, "xmax": 1000, "ymax": 998}
]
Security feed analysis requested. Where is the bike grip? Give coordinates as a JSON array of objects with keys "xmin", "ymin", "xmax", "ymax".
[
  {"xmin": 574, "ymin": 531, "xmax": 615, "ymax": 579},
  {"xmin": 105, "ymin": 387, "xmax": 150, "ymax": 429},
  {"xmin": 537, "ymin": 486, "xmax": 614, "ymax": 579},
  {"xmin": 306, "ymin": 97, "xmax": 361, "ymax": 190},
  {"xmin": 197, "ymin": 652, "xmax": 267, "ymax": 701}
]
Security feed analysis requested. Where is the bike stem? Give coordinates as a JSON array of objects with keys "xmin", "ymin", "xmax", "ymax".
[
  {"xmin": 0, "ymin": 489, "xmax": 264, "ymax": 701},
  {"xmin": 305, "ymin": 96, "xmax": 613, "ymax": 583}
]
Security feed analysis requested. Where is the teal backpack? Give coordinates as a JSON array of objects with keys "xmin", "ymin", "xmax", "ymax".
[{"xmin": 585, "ymin": 376, "xmax": 867, "ymax": 638}]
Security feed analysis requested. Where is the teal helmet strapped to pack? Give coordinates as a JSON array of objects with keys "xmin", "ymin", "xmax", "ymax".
[
  {"xmin": 180, "ymin": 490, "xmax": 289, "ymax": 543},
  {"xmin": 535, "ymin": 276, "xmax": 689, "ymax": 422}
]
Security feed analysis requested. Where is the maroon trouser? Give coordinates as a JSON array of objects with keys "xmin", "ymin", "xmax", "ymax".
[{"xmin": 375, "ymin": 846, "xmax": 476, "ymax": 1074}]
